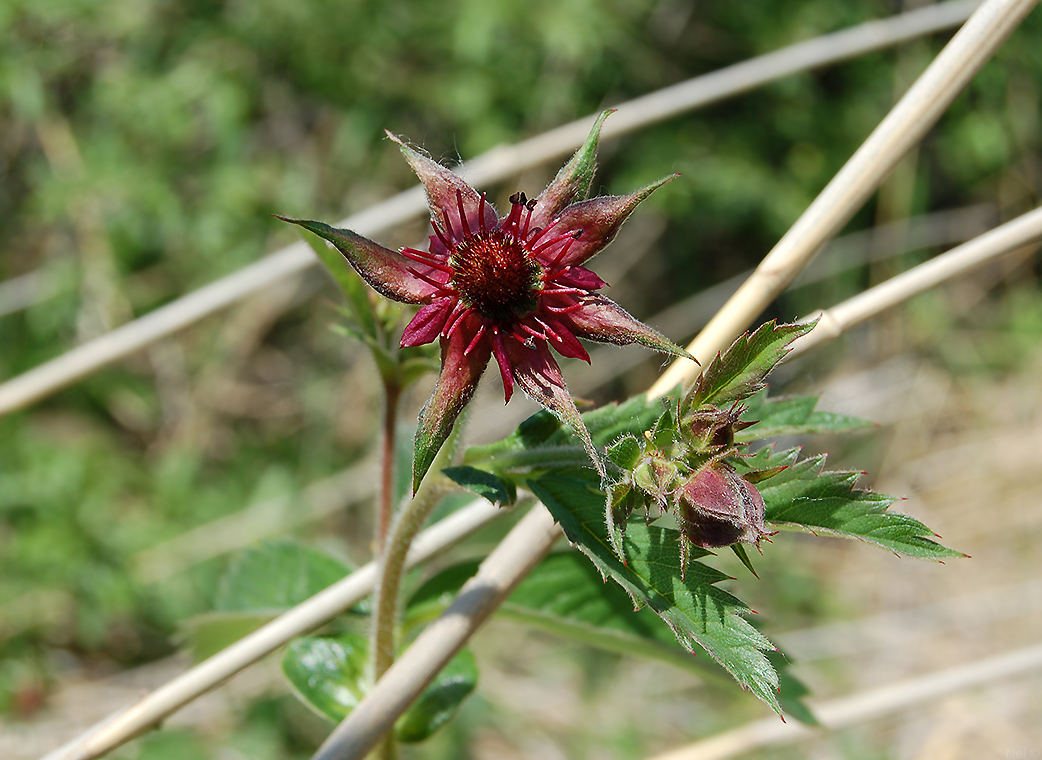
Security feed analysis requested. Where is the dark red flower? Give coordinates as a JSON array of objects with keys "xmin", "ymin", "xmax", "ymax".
[{"xmin": 279, "ymin": 112, "xmax": 692, "ymax": 490}]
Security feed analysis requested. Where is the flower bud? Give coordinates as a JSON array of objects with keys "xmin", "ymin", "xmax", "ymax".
[
  {"xmin": 633, "ymin": 452, "xmax": 683, "ymax": 508},
  {"xmin": 676, "ymin": 464, "xmax": 770, "ymax": 549},
  {"xmin": 682, "ymin": 404, "xmax": 752, "ymax": 453}
]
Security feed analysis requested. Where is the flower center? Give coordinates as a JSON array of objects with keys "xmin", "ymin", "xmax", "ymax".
[{"xmin": 450, "ymin": 228, "xmax": 541, "ymax": 323}]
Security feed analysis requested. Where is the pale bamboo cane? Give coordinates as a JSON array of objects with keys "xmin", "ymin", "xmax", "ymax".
[{"xmin": 648, "ymin": 0, "xmax": 1035, "ymax": 397}]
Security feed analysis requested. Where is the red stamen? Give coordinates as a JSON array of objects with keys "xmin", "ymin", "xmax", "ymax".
[
  {"xmin": 431, "ymin": 220, "xmax": 453, "ymax": 251},
  {"xmin": 464, "ymin": 323, "xmax": 486, "ymax": 356},
  {"xmin": 545, "ymin": 229, "xmax": 584, "ymax": 268},
  {"xmin": 541, "ymin": 285, "xmax": 584, "ymax": 296},
  {"xmin": 521, "ymin": 198, "xmax": 536, "ymax": 240},
  {"xmin": 526, "ymin": 216, "xmax": 560, "ymax": 246},
  {"xmin": 505, "ymin": 192, "xmax": 526, "ymax": 234},
  {"xmin": 406, "ymin": 267, "xmax": 453, "ymax": 292},
  {"xmin": 401, "ymin": 247, "xmax": 451, "ymax": 272},
  {"xmin": 509, "ymin": 328, "xmax": 534, "ymax": 348},
  {"xmin": 445, "ymin": 305, "xmax": 474, "ymax": 339},
  {"xmin": 520, "ymin": 322, "xmax": 548, "ymax": 341},
  {"xmin": 543, "ymin": 301, "xmax": 585, "ymax": 314},
  {"xmin": 533, "ymin": 316, "xmax": 561, "ymax": 342},
  {"xmin": 456, "ymin": 189, "xmax": 472, "ymax": 237},
  {"xmin": 440, "ymin": 207, "xmax": 456, "ymax": 240},
  {"xmin": 533, "ymin": 228, "xmax": 581, "ymax": 256},
  {"xmin": 478, "ymin": 193, "xmax": 490, "ymax": 233},
  {"xmin": 440, "ymin": 301, "xmax": 468, "ymax": 337}
]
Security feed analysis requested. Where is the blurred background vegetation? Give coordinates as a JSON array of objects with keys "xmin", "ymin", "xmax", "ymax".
[{"xmin": 2, "ymin": 0, "xmax": 1041, "ymax": 757}]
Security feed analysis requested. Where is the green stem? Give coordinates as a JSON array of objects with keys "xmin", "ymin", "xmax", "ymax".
[
  {"xmin": 377, "ymin": 381, "xmax": 401, "ymax": 551},
  {"xmin": 368, "ymin": 431, "xmax": 458, "ymax": 757},
  {"xmin": 464, "ymin": 444, "xmax": 592, "ymax": 473},
  {"xmin": 369, "ymin": 477, "xmax": 444, "ymax": 679}
]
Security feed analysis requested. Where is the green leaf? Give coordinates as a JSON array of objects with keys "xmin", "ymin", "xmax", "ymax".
[
  {"xmin": 528, "ymin": 470, "xmax": 783, "ymax": 714},
  {"xmin": 442, "ymin": 465, "xmax": 516, "ymax": 506},
  {"xmin": 184, "ymin": 612, "xmax": 273, "ymax": 663},
  {"xmin": 684, "ymin": 321, "xmax": 815, "ymax": 412},
  {"xmin": 282, "ymin": 633, "xmax": 369, "ymax": 722},
  {"xmin": 406, "ymin": 552, "xmax": 817, "ymax": 724},
  {"xmin": 463, "ymin": 392, "xmax": 670, "ymax": 475},
  {"xmin": 769, "ymin": 651, "xmax": 819, "ymax": 726},
  {"xmin": 215, "ymin": 539, "xmax": 350, "ymax": 614},
  {"xmin": 729, "ymin": 543, "xmax": 759, "ymax": 578},
  {"xmin": 537, "ymin": 109, "xmax": 612, "ymax": 216},
  {"xmin": 514, "ymin": 409, "xmax": 564, "ymax": 447},
  {"xmin": 185, "ymin": 540, "xmax": 354, "ymax": 661},
  {"xmin": 409, "ymin": 553, "xmax": 729, "ymax": 673},
  {"xmin": 605, "ymin": 434, "xmax": 643, "ymax": 470},
  {"xmin": 395, "ymin": 649, "xmax": 478, "ymax": 743},
  {"xmin": 740, "ymin": 448, "xmax": 964, "ymax": 560},
  {"xmin": 737, "ymin": 390, "xmax": 874, "ymax": 441},
  {"xmin": 282, "ymin": 634, "xmax": 477, "ymax": 743}
]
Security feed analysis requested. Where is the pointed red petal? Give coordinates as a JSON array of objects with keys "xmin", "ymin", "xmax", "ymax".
[
  {"xmin": 276, "ymin": 216, "xmax": 439, "ymax": 303},
  {"xmin": 533, "ymin": 175, "xmax": 676, "ymax": 269},
  {"xmin": 530, "ymin": 110, "xmax": 612, "ymax": 229},
  {"xmin": 551, "ymin": 265, "xmax": 607, "ymax": 291},
  {"xmin": 505, "ymin": 341, "xmax": 604, "ymax": 478},
  {"xmin": 386, "ymin": 132, "xmax": 498, "ymax": 242},
  {"xmin": 563, "ymin": 294, "xmax": 693, "ymax": 359},
  {"xmin": 401, "ymin": 298, "xmax": 457, "ymax": 347},
  {"xmin": 413, "ymin": 313, "xmax": 491, "ymax": 491},
  {"xmin": 539, "ymin": 315, "xmax": 590, "ymax": 363}
]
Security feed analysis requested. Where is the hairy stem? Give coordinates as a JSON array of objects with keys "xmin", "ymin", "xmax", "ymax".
[
  {"xmin": 464, "ymin": 444, "xmax": 593, "ymax": 473},
  {"xmin": 367, "ymin": 478, "xmax": 449, "ymax": 759},
  {"xmin": 368, "ymin": 413, "xmax": 463, "ymax": 758},
  {"xmin": 370, "ymin": 476, "xmax": 448, "ymax": 681},
  {"xmin": 367, "ymin": 410, "xmax": 465, "ymax": 758},
  {"xmin": 377, "ymin": 382, "xmax": 401, "ymax": 550}
]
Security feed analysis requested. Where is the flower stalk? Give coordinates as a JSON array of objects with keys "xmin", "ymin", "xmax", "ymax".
[
  {"xmin": 377, "ymin": 380, "xmax": 401, "ymax": 550},
  {"xmin": 368, "ymin": 413, "xmax": 462, "ymax": 722}
]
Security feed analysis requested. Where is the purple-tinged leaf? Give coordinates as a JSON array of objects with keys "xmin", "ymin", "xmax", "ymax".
[
  {"xmin": 414, "ymin": 313, "xmax": 492, "ymax": 492},
  {"xmin": 542, "ymin": 176, "xmax": 676, "ymax": 268},
  {"xmin": 506, "ymin": 340, "xmax": 604, "ymax": 478},
  {"xmin": 277, "ymin": 216, "xmax": 441, "ymax": 303},
  {"xmin": 564, "ymin": 294, "xmax": 693, "ymax": 359},
  {"xmin": 387, "ymin": 132, "xmax": 497, "ymax": 240}
]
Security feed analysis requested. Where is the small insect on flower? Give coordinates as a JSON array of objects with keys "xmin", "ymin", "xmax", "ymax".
[{"xmin": 278, "ymin": 111, "xmax": 692, "ymax": 491}]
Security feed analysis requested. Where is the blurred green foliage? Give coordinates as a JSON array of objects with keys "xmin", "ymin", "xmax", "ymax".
[{"xmin": 2, "ymin": 0, "xmax": 1040, "ymax": 755}]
